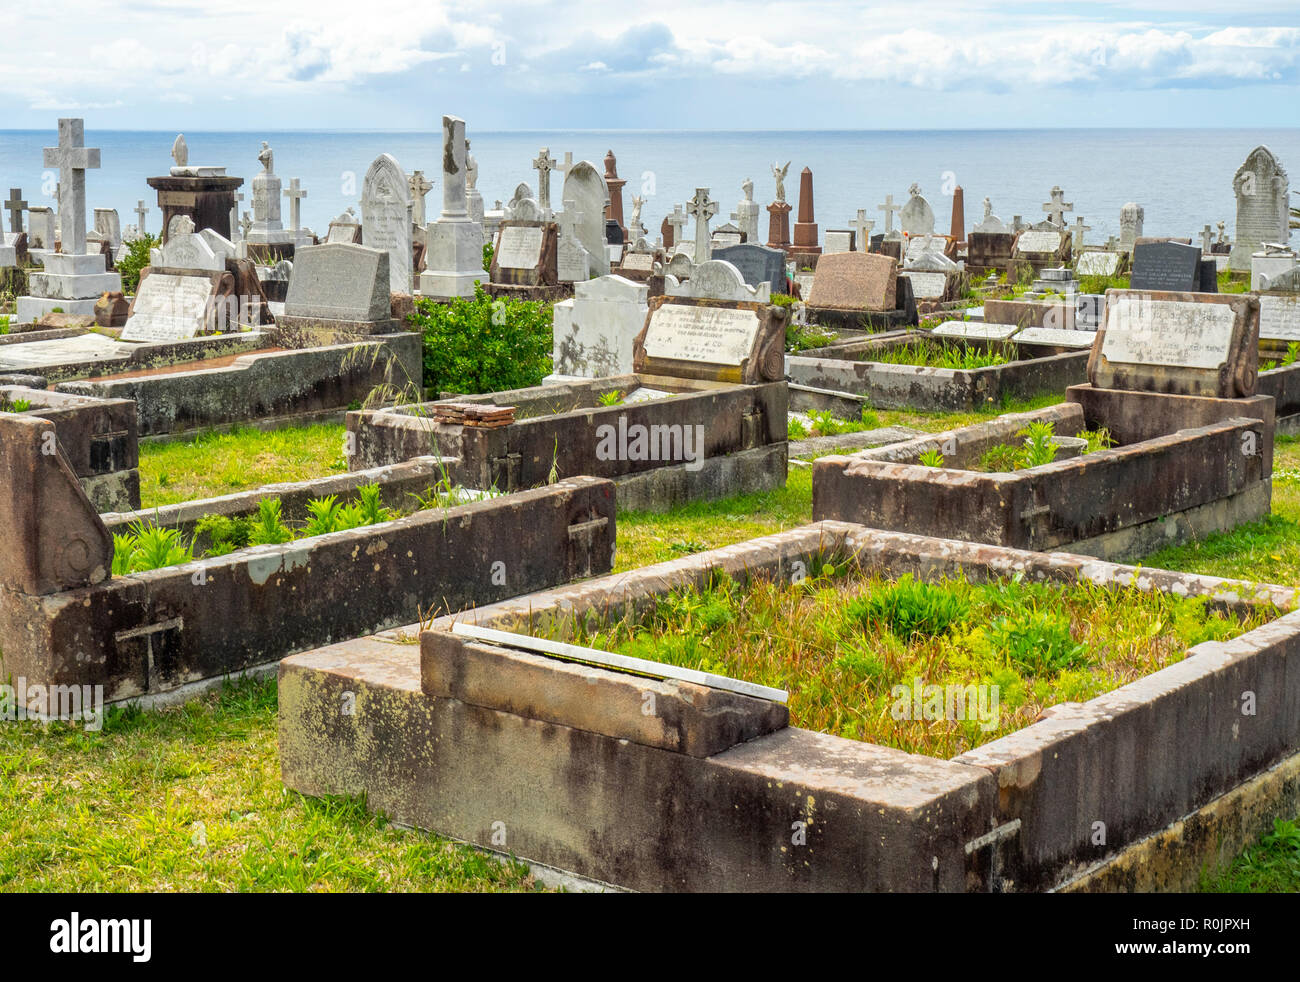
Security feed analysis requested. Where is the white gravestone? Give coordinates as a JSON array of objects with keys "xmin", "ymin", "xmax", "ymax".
[
  {"xmin": 121, "ymin": 274, "xmax": 221, "ymax": 341},
  {"xmin": 1102, "ymin": 297, "xmax": 1236, "ymax": 369},
  {"xmin": 362, "ymin": 153, "xmax": 413, "ymax": 295},
  {"xmin": 643, "ymin": 304, "xmax": 762, "ymax": 367}
]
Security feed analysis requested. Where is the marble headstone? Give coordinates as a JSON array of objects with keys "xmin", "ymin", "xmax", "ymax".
[{"xmin": 361, "ymin": 154, "xmax": 414, "ymax": 295}]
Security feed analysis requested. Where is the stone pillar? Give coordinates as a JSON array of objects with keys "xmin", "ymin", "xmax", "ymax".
[
  {"xmin": 949, "ymin": 186, "xmax": 965, "ymax": 243},
  {"xmin": 790, "ymin": 167, "xmax": 820, "ymax": 255},
  {"xmin": 441, "ymin": 118, "xmax": 469, "ymax": 220},
  {"xmin": 604, "ymin": 150, "xmax": 627, "ymax": 240},
  {"xmin": 767, "ymin": 202, "xmax": 792, "ymax": 251}
]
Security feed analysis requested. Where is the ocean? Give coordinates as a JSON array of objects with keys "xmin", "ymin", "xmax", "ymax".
[{"xmin": 1, "ymin": 128, "xmax": 1297, "ymax": 248}]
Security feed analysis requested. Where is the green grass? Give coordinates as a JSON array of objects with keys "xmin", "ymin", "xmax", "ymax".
[
  {"xmin": 541, "ymin": 569, "xmax": 1272, "ymax": 758},
  {"xmin": 867, "ymin": 339, "xmax": 1011, "ymax": 370},
  {"xmin": 139, "ymin": 424, "xmax": 349, "ymax": 508},
  {"xmin": 1201, "ymin": 818, "xmax": 1300, "ymax": 892},
  {"xmin": 21, "ymin": 419, "xmax": 1300, "ymax": 891},
  {"xmin": 0, "ymin": 676, "xmax": 542, "ymax": 891}
]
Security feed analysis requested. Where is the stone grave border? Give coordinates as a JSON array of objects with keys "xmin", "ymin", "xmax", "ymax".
[
  {"xmin": 813, "ymin": 390, "xmax": 1274, "ymax": 560},
  {"xmin": 347, "ymin": 373, "xmax": 788, "ymax": 513},
  {"xmin": 278, "ymin": 521, "xmax": 1300, "ymax": 892},
  {"xmin": 786, "ymin": 329, "xmax": 1090, "ymax": 413},
  {"xmin": 0, "ymin": 405, "xmax": 616, "ymax": 704}
]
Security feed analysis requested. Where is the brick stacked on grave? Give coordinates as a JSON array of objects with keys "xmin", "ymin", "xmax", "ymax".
[
  {"xmin": 145, "ymin": 133, "xmax": 244, "ymax": 244},
  {"xmin": 17, "ymin": 119, "xmax": 123, "ymax": 324},
  {"xmin": 547, "ymin": 274, "xmax": 650, "ymax": 382},
  {"xmin": 274, "ymin": 243, "xmax": 402, "ymax": 345}
]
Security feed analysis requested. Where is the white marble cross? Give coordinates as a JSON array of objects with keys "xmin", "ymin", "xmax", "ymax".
[
  {"xmin": 240, "ymin": 211, "xmax": 253, "ymax": 238},
  {"xmin": 558, "ymin": 199, "xmax": 583, "ymax": 243},
  {"xmin": 1071, "ymin": 216, "xmax": 1090, "ymax": 252},
  {"xmin": 408, "ymin": 170, "xmax": 433, "ymax": 225},
  {"xmin": 532, "ymin": 148, "xmax": 557, "ymax": 219},
  {"xmin": 42, "ymin": 118, "xmax": 100, "ymax": 255},
  {"xmin": 283, "ymin": 178, "xmax": 307, "ymax": 232},
  {"xmin": 556, "ymin": 151, "xmax": 575, "ymax": 180},
  {"xmin": 666, "ymin": 203, "xmax": 689, "ymax": 249},
  {"xmin": 877, "ymin": 194, "xmax": 900, "ymax": 233},
  {"xmin": 686, "ymin": 187, "xmax": 719, "ymax": 261},
  {"xmin": 851, "ymin": 209, "xmax": 875, "ymax": 251},
  {"xmin": 135, "ymin": 199, "xmax": 148, "ymax": 236},
  {"xmin": 1043, "ymin": 186, "xmax": 1073, "ymax": 227},
  {"xmin": 5, "ymin": 188, "xmax": 26, "ymax": 234},
  {"xmin": 1201, "ymin": 224, "xmax": 1214, "ymax": 254}
]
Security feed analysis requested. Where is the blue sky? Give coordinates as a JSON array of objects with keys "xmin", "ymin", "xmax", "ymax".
[{"xmin": 2, "ymin": 1, "xmax": 1297, "ymax": 130}]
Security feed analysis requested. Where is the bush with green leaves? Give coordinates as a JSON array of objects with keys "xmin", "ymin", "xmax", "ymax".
[
  {"xmin": 412, "ymin": 285, "xmax": 551, "ymax": 396},
  {"xmin": 116, "ymin": 234, "xmax": 159, "ymax": 295}
]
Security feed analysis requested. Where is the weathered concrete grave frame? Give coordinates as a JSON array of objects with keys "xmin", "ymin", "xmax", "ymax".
[
  {"xmin": 0, "ymin": 408, "xmax": 615, "ymax": 703},
  {"xmin": 814, "ymin": 391, "xmax": 1273, "ymax": 560},
  {"xmin": 786, "ymin": 330, "xmax": 1090, "ymax": 413},
  {"xmin": 279, "ymin": 522, "xmax": 1300, "ymax": 892}
]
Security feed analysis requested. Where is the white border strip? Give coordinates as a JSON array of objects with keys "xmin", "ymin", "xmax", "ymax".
[{"xmin": 451, "ymin": 622, "xmax": 788, "ymax": 704}]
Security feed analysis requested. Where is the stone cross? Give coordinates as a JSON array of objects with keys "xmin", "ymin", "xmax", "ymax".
[
  {"xmin": 240, "ymin": 211, "xmax": 253, "ymax": 239},
  {"xmin": 555, "ymin": 151, "xmax": 575, "ymax": 180},
  {"xmin": 283, "ymin": 177, "xmax": 307, "ymax": 232},
  {"xmin": 1105, "ymin": 234, "xmax": 1118, "ymax": 250},
  {"xmin": 851, "ymin": 209, "xmax": 875, "ymax": 251},
  {"xmin": 666, "ymin": 203, "xmax": 689, "ymax": 249},
  {"xmin": 1042, "ymin": 186, "xmax": 1073, "ymax": 227},
  {"xmin": 558, "ymin": 199, "xmax": 583, "ymax": 245},
  {"xmin": 134, "ymin": 199, "xmax": 148, "ymax": 236},
  {"xmin": 42, "ymin": 118, "xmax": 100, "ymax": 255},
  {"xmin": 409, "ymin": 170, "xmax": 434, "ymax": 225},
  {"xmin": 532, "ymin": 148, "xmax": 557, "ymax": 219},
  {"xmin": 1201, "ymin": 224, "xmax": 1214, "ymax": 254},
  {"xmin": 1071, "ymin": 216, "xmax": 1091, "ymax": 252},
  {"xmin": 877, "ymin": 194, "xmax": 900, "ymax": 234},
  {"xmin": 686, "ymin": 187, "xmax": 719, "ymax": 261},
  {"xmin": 5, "ymin": 188, "xmax": 27, "ymax": 234}
]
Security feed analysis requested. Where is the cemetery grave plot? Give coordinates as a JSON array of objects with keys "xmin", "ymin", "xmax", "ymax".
[
  {"xmin": 786, "ymin": 327, "xmax": 1090, "ymax": 413},
  {"xmin": 815, "ymin": 291, "xmax": 1274, "ymax": 560},
  {"xmin": 1, "ymin": 384, "xmax": 139, "ymax": 511},
  {"xmin": 278, "ymin": 522, "xmax": 1300, "ymax": 893},
  {"xmin": 349, "ymin": 291, "xmax": 790, "ymax": 512},
  {"xmin": 0, "ymin": 407, "xmax": 616, "ymax": 704}
]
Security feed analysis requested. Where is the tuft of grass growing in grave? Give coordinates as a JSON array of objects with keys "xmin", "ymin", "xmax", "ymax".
[
  {"xmin": 0, "ymin": 675, "xmax": 544, "ymax": 892},
  {"xmin": 138, "ymin": 423, "xmax": 349, "ymax": 507},
  {"xmin": 545, "ymin": 569, "xmax": 1275, "ymax": 758},
  {"xmin": 866, "ymin": 339, "xmax": 1012, "ymax": 370},
  {"xmin": 1077, "ymin": 273, "xmax": 1130, "ymax": 294},
  {"xmin": 1217, "ymin": 268, "xmax": 1251, "ymax": 294},
  {"xmin": 412, "ymin": 284, "xmax": 551, "ymax": 396},
  {"xmin": 1202, "ymin": 817, "xmax": 1300, "ymax": 893}
]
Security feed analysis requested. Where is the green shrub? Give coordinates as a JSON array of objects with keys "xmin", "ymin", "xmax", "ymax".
[
  {"xmin": 117, "ymin": 234, "xmax": 159, "ymax": 295},
  {"xmin": 482, "ymin": 241, "xmax": 494, "ymax": 272},
  {"xmin": 194, "ymin": 514, "xmax": 254, "ymax": 556},
  {"xmin": 985, "ymin": 608, "xmax": 1084, "ymax": 676},
  {"xmin": 979, "ymin": 443, "xmax": 1020, "ymax": 472},
  {"xmin": 113, "ymin": 522, "xmax": 194, "ymax": 574},
  {"xmin": 249, "ymin": 498, "xmax": 292, "ymax": 545},
  {"xmin": 412, "ymin": 285, "xmax": 551, "ymax": 395},
  {"xmin": 918, "ymin": 448, "xmax": 945, "ymax": 467},
  {"xmin": 1018, "ymin": 420, "xmax": 1058, "ymax": 468}
]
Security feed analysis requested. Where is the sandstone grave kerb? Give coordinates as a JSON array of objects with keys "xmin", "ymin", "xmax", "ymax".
[
  {"xmin": 0, "ymin": 461, "xmax": 616, "ymax": 702},
  {"xmin": 0, "ymin": 384, "xmax": 139, "ymax": 511},
  {"xmin": 53, "ymin": 333, "xmax": 421, "ymax": 439},
  {"xmin": 811, "ymin": 385, "xmax": 1275, "ymax": 560},
  {"xmin": 346, "ymin": 374, "xmax": 788, "ymax": 512},
  {"xmin": 277, "ymin": 522, "xmax": 1300, "ymax": 892},
  {"xmin": 785, "ymin": 329, "xmax": 1090, "ymax": 413}
]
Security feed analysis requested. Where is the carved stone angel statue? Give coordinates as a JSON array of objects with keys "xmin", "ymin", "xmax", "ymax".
[
  {"xmin": 629, "ymin": 195, "xmax": 644, "ymax": 229},
  {"xmin": 257, "ymin": 141, "xmax": 274, "ymax": 174},
  {"xmin": 772, "ymin": 161, "xmax": 791, "ymax": 203}
]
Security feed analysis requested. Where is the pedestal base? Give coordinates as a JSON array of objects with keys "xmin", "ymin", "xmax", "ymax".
[
  {"xmin": 16, "ymin": 296, "xmax": 103, "ymax": 323},
  {"xmin": 420, "ymin": 220, "xmax": 485, "ymax": 299},
  {"xmin": 146, "ymin": 174, "xmax": 244, "ymax": 242},
  {"xmin": 766, "ymin": 202, "xmax": 791, "ymax": 251},
  {"xmin": 792, "ymin": 222, "xmax": 821, "ymax": 255}
]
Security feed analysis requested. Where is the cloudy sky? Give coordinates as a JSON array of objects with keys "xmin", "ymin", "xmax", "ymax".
[{"xmin": 3, "ymin": 1, "xmax": 1298, "ymax": 130}]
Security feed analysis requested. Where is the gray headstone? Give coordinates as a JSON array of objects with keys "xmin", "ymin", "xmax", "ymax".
[
  {"xmin": 1130, "ymin": 241, "xmax": 1202, "ymax": 292},
  {"xmin": 712, "ymin": 242, "xmax": 787, "ymax": 295},
  {"xmin": 283, "ymin": 243, "xmax": 392, "ymax": 323}
]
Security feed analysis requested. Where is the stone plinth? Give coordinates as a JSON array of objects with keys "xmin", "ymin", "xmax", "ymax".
[
  {"xmin": 146, "ymin": 174, "xmax": 244, "ymax": 242},
  {"xmin": 17, "ymin": 251, "xmax": 122, "ymax": 323},
  {"xmin": 766, "ymin": 201, "xmax": 791, "ymax": 251}
]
